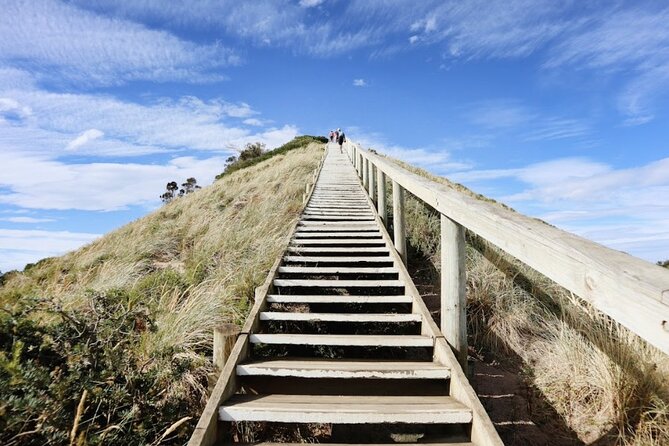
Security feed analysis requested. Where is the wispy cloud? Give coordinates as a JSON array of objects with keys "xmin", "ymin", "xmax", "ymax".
[
  {"xmin": 0, "ymin": 152, "xmax": 230, "ymax": 211},
  {"xmin": 451, "ymin": 156, "xmax": 669, "ymax": 261},
  {"xmin": 464, "ymin": 100, "xmax": 589, "ymax": 142},
  {"xmin": 0, "ymin": 228, "xmax": 100, "ymax": 272},
  {"xmin": 545, "ymin": 6, "xmax": 669, "ymax": 124},
  {"xmin": 351, "ymin": 128, "xmax": 472, "ymax": 174},
  {"xmin": 0, "ymin": 0, "xmax": 238, "ymax": 86},
  {"xmin": 0, "ymin": 88, "xmax": 296, "ymax": 156},
  {"xmin": 66, "ymin": 129, "xmax": 104, "ymax": 151},
  {"xmin": 0, "ymin": 217, "xmax": 55, "ymax": 224},
  {"xmin": 299, "ymin": 0, "xmax": 325, "ymax": 7},
  {"xmin": 353, "ymin": 79, "xmax": 367, "ymax": 87}
]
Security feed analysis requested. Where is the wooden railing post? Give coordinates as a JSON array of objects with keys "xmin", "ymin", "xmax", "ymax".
[
  {"xmin": 362, "ymin": 157, "xmax": 369, "ymax": 191},
  {"xmin": 441, "ymin": 215, "xmax": 467, "ymax": 369},
  {"xmin": 392, "ymin": 180, "xmax": 407, "ymax": 265},
  {"xmin": 377, "ymin": 170, "xmax": 386, "ymax": 225},
  {"xmin": 368, "ymin": 161, "xmax": 376, "ymax": 203},
  {"xmin": 213, "ymin": 323, "xmax": 241, "ymax": 370}
]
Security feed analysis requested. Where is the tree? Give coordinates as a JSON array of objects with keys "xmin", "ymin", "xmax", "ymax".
[
  {"xmin": 181, "ymin": 177, "xmax": 201, "ymax": 194},
  {"xmin": 238, "ymin": 142, "xmax": 265, "ymax": 161},
  {"xmin": 160, "ymin": 181, "xmax": 179, "ymax": 203},
  {"xmin": 161, "ymin": 179, "xmax": 200, "ymax": 203}
]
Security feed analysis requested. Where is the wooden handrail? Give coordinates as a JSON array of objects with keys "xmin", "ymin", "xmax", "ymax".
[{"xmin": 345, "ymin": 140, "xmax": 669, "ymax": 355}]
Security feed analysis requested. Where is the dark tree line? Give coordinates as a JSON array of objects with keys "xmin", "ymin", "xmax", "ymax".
[{"xmin": 160, "ymin": 177, "xmax": 201, "ymax": 203}]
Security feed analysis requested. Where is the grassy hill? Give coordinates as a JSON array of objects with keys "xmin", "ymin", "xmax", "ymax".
[{"xmin": 0, "ymin": 137, "xmax": 324, "ymax": 445}]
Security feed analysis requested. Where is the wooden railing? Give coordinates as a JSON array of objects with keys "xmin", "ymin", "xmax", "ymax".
[{"xmin": 344, "ymin": 140, "xmax": 669, "ymax": 357}]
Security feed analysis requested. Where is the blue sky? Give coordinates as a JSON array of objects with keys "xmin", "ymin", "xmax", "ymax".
[{"xmin": 1, "ymin": 0, "xmax": 668, "ymax": 271}]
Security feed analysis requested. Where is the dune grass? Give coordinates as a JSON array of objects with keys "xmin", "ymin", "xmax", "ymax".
[
  {"xmin": 0, "ymin": 140, "xmax": 324, "ymax": 444},
  {"xmin": 377, "ymin": 156, "xmax": 669, "ymax": 445}
]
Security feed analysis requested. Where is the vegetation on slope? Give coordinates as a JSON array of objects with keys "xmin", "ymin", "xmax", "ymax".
[
  {"xmin": 0, "ymin": 139, "xmax": 324, "ymax": 445},
  {"xmin": 217, "ymin": 135, "xmax": 327, "ymax": 179},
  {"xmin": 380, "ymin": 156, "xmax": 669, "ymax": 445}
]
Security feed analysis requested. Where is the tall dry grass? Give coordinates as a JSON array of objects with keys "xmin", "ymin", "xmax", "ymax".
[
  {"xmin": 376, "ymin": 157, "xmax": 669, "ymax": 444},
  {"xmin": 0, "ymin": 141, "xmax": 324, "ymax": 442}
]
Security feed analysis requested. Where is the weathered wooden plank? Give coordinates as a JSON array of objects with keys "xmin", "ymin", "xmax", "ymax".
[
  {"xmin": 237, "ymin": 359, "xmax": 450, "ymax": 379},
  {"xmin": 392, "ymin": 180, "xmax": 407, "ymax": 265},
  {"xmin": 273, "ymin": 279, "xmax": 404, "ymax": 287},
  {"xmin": 249, "ymin": 333, "xmax": 433, "ymax": 347},
  {"xmin": 282, "ymin": 255, "xmax": 394, "ymax": 263},
  {"xmin": 220, "ymin": 394, "xmax": 471, "ymax": 424},
  {"xmin": 290, "ymin": 239, "xmax": 386, "ymax": 245},
  {"xmin": 293, "ymin": 231, "xmax": 382, "ymax": 238},
  {"xmin": 277, "ymin": 266, "xmax": 397, "ymax": 274},
  {"xmin": 441, "ymin": 214, "xmax": 467, "ymax": 368},
  {"xmin": 259, "ymin": 312, "xmax": 421, "ymax": 322},
  {"xmin": 352, "ymin": 142, "xmax": 669, "ymax": 354},
  {"xmin": 266, "ymin": 294, "xmax": 412, "ymax": 303},
  {"xmin": 378, "ymin": 169, "xmax": 387, "ymax": 225},
  {"xmin": 287, "ymin": 246, "xmax": 389, "ymax": 253}
]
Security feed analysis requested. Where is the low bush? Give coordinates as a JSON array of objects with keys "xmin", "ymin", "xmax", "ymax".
[
  {"xmin": 216, "ymin": 135, "xmax": 326, "ymax": 179},
  {"xmin": 0, "ymin": 290, "xmax": 207, "ymax": 445}
]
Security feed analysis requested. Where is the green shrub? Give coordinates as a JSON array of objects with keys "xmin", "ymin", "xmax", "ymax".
[
  {"xmin": 0, "ymin": 290, "xmax": 204, "ymax": 445},
  {"xmin": 216, "ymin": 135, "xmax": 326, "ymax": 179}
]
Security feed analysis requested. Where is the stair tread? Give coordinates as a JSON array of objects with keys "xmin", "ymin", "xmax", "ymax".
[
  {"xmin": 266, "ymin": 294, "xmax": 411, "ymax": 303},
  {"xmin": 278, "ymin": 266, "xmax": 397, "ymax": 273},
  {"xmin": 282, "ymin": 255, "xmax": 393, "ymax": 263},
  {"xmin": 291, "ymin": 239, "xmax": 386, "ymax": 245},
  {"xmin": 259, "ymin": 312, "xmax": 421, "ymax": 322},
  {"xmin": 237, "ymin": 359, "xmax": 450, "ymax": 379},
  {"xmin": 273, "ymin": 279, "xmax": 403, "ymax": 287},
  {"xmin": 249, "ymin": 334, "xmax": 433, "ymax": 347},
  {"xmin": 220, "ymin": 394, "xmax": 472, "ymax": 424}
]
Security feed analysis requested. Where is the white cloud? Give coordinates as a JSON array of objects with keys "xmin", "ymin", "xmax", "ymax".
[
  {"xmin": 546, "ymin": 6, "xmax": 669, "ymax": 124},
  {"xmin": 243, "ymin": 118, "xmax": 267, "ymax": 126},
  {"xmin": 353, "ymin": 79, "xmax": 367, "ymax": 87},
  {"xmin": 299, "ymin": 0, "xmax": 325, "ymax": 7},
  {"xmin": 66, "ymin": 129, "xmax": 104, "ymax": 151},
  {"xmin": 465, "ymin": 100, "xmax": 589, "ymax": 141},
  {"xmin": 0, "ymin": 217, "xmax": 56, "ymax": 223},
  {"xmin": 0, "ymin": 0, "xmax": 238, "ymax": 86},
  {"xmin": 0, "ymin": 67, "xmax": 35, "ymax": 90},
  {"xmin": 0, "ymin": 151, "xmax": 230, "ymax": 211},
  {"xmin": 0, "ymin": 97, "xmax": 32, "ymax": 121},
  {"xmin": 0, "ymin": 229, "xmax": 100, "ymax": 272},
  {"xmin": 0, "ymin": 88, "xmax": 295, "ymax": 156},
  {"xmin": 0, "ymin": 120, "xmax": 297, "ymax": 212},
  {"xmin": 451, "ymin": 156, "xmax": 669, "ymax": 261},
  {"xmin": 351, "ymin": 129, "xmax": 472, "ymax": 174}
]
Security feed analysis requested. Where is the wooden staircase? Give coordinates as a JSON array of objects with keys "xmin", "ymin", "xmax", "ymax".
[{"xmin": 190, "ymin": 144, "xmax": 502, "ymax": 445}]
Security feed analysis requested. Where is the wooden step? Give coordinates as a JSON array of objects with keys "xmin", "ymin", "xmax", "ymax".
[
  {"xmin": 298, "ymin": 221, "xmax": 377, "ymax": 226},
  {"xmin": 294, "ymin": 232, "xmax": 382, "ymax": 238},
  {"xmin": 220, "ymin": 394, "xmax": 471, "ymax": 424},
  {"xmin": 259, "ymin": 312, "xmax": 421, "ymax": 323},
  {"xmin": 266, "ymin": 294, "xmax": 412, "ymax": 304},
  {"xmin": 241, "ymin": 443, "xmax": 473, "ymax": 446},
  {"xmin": 273, "ymin": 279, "xmax": 404, "ymax": 287},
  {"xmin": 237, "ymin": 359, "xmax": 450, "ymax": 379},
  {"xmin": 301, "ymin": 216, "xmax": 375, "ymax": 221},
  {"xmin": 287, "ymin": 247, "xmax": 389, "ymax": 253},
  {"xmin": 249, "ymin": 334, "xmax": 432, "ymax": 347},
  {"xmin": 278, "ymin": 266, "xmax": 397, "ymax": 274},
  {"xmin": 295, "ymin": 226, "xmax": 380, "ymax": 232},
  {"xmin": 282, "ymin": 255, "xmax": 393, "ymax": 263},
  {"xmin": 291, "ymin": 239, "xmax": 386, "ymax": 245}
]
